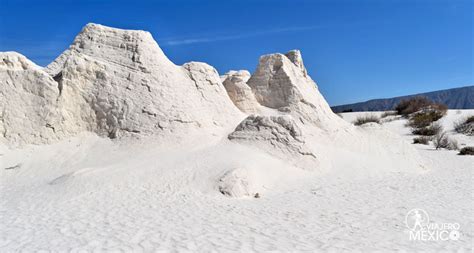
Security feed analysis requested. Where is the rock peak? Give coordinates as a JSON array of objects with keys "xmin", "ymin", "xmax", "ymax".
[
  {"xmin": 284, "ymin": 50, "xmax": 307, "ymax": 76},
  {"xmin": 246, "ymin": 49, "xmax": 342, "ymax": 128},
  {"xmin": 71, "ymin": 23, "xmax": 159, "ymax": 55},
  {"xmin": 0, "ymin": 51, "xmax": 42, "ymax": 71},
  {"xmin": 45, "ymin": 23, "xmax": 172, "ymax": 76},
  {"xmin": 80, "ymin": 23, "xmax": 153, "ymax": 40}
]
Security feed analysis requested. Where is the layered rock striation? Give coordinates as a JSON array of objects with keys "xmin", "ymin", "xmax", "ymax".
[{"xmin": 1, "ymin": 23, "xmax": 243, "ymax": 145}]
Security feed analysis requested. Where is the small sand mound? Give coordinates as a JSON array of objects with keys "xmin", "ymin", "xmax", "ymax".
[{"xmin": 217, "ymin": 168, "xmax": 259, "ymax": 198}]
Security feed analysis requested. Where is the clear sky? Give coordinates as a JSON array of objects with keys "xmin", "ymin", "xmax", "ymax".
[{"xmin": 0, "ymin": 0, "xmax": 472, "ymax": 105}]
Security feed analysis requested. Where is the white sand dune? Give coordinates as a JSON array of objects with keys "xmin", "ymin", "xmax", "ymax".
[{"xmin": 1, "ymin": 110, "xmax": 472, "ymax": 251}]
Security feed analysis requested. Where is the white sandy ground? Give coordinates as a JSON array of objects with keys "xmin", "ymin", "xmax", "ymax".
[{"xmin": 0, "ymin": 110, "xmax": 473, "ymax": 252}]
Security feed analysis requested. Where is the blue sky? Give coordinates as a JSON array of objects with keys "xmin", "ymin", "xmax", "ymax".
[{"xmin": 0, "ymin": 0, "xmax": 472, "ymax": 105}]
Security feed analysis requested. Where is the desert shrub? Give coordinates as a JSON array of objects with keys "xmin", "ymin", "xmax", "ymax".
[
  {"xmin": 394, "ymin": 96, "xmax": 447, "ymax": 117},
  {"xmin": 412, "ymin": 123, "xmax": 442, "ymax": 136},
  {"xmin": 458, "ymin": 146, "xmax": 474, "ymax": 155},
  {"xmin": 381, "ymin": 111, "xmax": 398, "ymax": 118},
  {"xmin": 430, "ymin": 103, "xmax": 448, "ymax": 113},
  {"xmin": 408, "ymin": 109, "xmax": 446, "ymax": 128},
  {"xmin": 413, "ymin": 136, "xmax": 430, "ymax": 145},
  {"xmin": 454, "ymin": 116, "xmax": 474, "ymax": 136},
  {"xmin": 433, "ymin": 132, "xmax": 459, "ymax": 150},
  {"xmin": 467, "ymin": 116, "xmax": 474, "ymax": 124},
  {"xmin": 353, "ymin": 115, "xmax": 380, "ymax": 126},
  {"xmin": 395, "ymin": 97, "xmax": 432, "ymax": 116}
]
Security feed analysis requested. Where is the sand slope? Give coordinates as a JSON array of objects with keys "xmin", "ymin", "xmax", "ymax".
[{"xmin": 0, "ymin": 111, "xmax": 472, "ymax": 251}]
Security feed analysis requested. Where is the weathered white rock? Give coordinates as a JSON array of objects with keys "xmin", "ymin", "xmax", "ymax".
[
  {"xmin": 247, "ymin": 50, "xmax": 343, "ymax": 129},
  {"xmin": 223, "ymin": 50, "xmax": 349, "ymax": 170},
  {"xmin": 45, "ymin": 23, "xmax": 175, "ymax": 77},
  {"xmin": 284, "ymin": 50, "xmax": 307, "ymax": 76},
  {"xmin": 228, "ymin": 115, "xmax": 317, "ymax": 170},
  {"xmin": 49, "ymin": 23, "xmax": 243, "ymax": 138},
  {"xmin": 0, "ymin": 52, "xmax": 62, "ymax": 145},
  {"xmin": 182, "ymin": 62, "xmax": 234, "ymax": 107},
  {"xmin": 1, "ymin": 23, "xmax": 244, "ymax": 145},
  {"xmin": 221, "ymin": 70, "xmax": 261, "ymax": 113}
]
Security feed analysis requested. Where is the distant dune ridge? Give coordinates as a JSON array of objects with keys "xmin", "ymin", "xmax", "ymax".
[{"xmin": 331, "ymin": 85, "xmax": 474, "ymax": 113}]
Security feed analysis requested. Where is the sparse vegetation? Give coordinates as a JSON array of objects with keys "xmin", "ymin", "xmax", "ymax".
[
  {"xmin": 395, "ymin": 97, "xmax": 448, "ymax": 138},
  {"xmin": 394, "ymin": 96, "xmax": 447, "ymax": 117},
  {"xmin": 381, "ymin": 111, "xmax": 398, "ymax": 118},
  {"xmin": 458, "ymin": 146, "xmax": 474, "ymax": 155},
  {"xmin": 454, "ymin": 116, "xmax": 474, "ymax": 136},
  {"xmin": 393, "ymin": 98, "xmax": 467, "ymax": 152},
  {"xmin": 433, "ymin": 132, "xmax": 459, "ymax": 150},
  {"xmin": 412, "ymin": 123, "xmax": 442, "ymax": 136},
  {"xmin": 413, "ymin": 136, "xmax": 430, "ymax": 145},
  {"xmin": 408, "ymin": 109, "xmax": 446, "ymax": 128},
  {"xmin": 353, "ymin": 115, "xmax": 380, "ymax": 126},
  {"xmin": 395, "ymin": 96, "xmax": 432, "ymax": 116}
]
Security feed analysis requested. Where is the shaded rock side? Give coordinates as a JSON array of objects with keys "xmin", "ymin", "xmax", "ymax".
[{"xmin": 221, "ymin": 70, "xmax": 261, "ymax": 114}]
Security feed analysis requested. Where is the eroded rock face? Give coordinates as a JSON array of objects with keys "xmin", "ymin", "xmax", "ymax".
[
  {"xmin": 229, "ymin": 115, "xmax": 317, "ymax": 170},
  {"xmin": 247, "ymin": 50, "xmax": 342, "ymax": 128},
  {"xmin": 1, "ymin": 23, "xmax": 243, "ymax": 145},
  {"xmin": 49, "ymin": 24, "xmax": 242, "ymax": 138},
  {"xmin": 0, "ymin": 52, "xmax": 62, "ymax": 145},
  {"xmin": 182, "ymin": 62, "xmax": 233, "ymax": 107},
  {"xmin": 45, "ymin": 23, "xmax": 174, "ymax": 77},
  {"xmin": 221, "ymin": 70, "xmax": 261, "ymax": 114},
  {"xmin": 222, "ymin": 50, "xmax": 352, "ymax": 170},
  {"xmin": 284, "ymin": 50, "xmax": 307, "ymax": 77}
]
